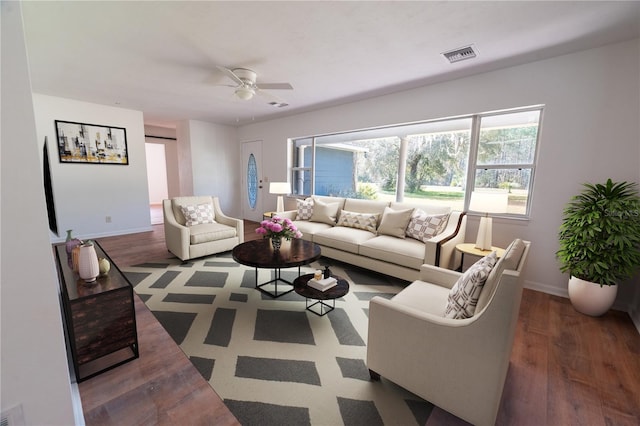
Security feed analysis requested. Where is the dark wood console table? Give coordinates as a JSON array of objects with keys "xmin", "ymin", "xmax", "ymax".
[{"xmin": 54, "ymin": 241, "xmax": 139, "ymax": 382}]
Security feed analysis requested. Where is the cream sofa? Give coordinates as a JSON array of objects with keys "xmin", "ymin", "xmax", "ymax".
[
  {"xmin": 278, "ymin": 196, "xmax": 466, "ymax": 281},
  {"xmin": 163, "ymin": 196, "xmax": 244, "ymax": 261},
  {"xmin": 367, "ymin": 239, "xmax": 530, "ymax": 426}
]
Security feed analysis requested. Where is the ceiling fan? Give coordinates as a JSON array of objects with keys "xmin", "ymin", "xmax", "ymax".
[{"xmin": 217, "ymin": 66, "xmax": 293, "ymax": 104}]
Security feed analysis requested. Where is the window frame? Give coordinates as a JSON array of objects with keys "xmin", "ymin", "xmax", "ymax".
[{"xmin": 289, "ymin": 105, "xmax": 543, "ymax": 219}]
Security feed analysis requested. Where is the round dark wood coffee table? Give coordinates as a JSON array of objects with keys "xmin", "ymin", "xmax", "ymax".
[
  {"xmin": 232, "ymin": 239, "xmax": 321, "ymax": 298},
  {"xmin": 293, "ymin": 273, "xmax": 349, "ymax": 316}
]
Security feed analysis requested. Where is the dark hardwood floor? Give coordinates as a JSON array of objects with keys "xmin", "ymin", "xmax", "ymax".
[{"xmin": 87, "ymin": 221, "xmax": 640, "ymax": 426}]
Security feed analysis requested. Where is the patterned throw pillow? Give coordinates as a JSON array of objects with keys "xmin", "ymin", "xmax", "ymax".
[
  {"xmin": 336, "ymin": 210, "xmax": 379, "ymax": 233},
  {"xmin": 295, "ymin": 198, "xmax": 314, "ymax": 220},
  {"xmin": 444, "ymin": 252, "xmax": 498, "ymax": 319},
  {"xmin": 405, "ymin": 210, "xmax": 449, "ymax": 242},
  {"xmin": 180, "ymin": 203, "xmax": 216, "ymax": 226}
]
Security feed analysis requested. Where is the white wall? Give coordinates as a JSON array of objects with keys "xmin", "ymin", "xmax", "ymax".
[
  {"xmin": 1, "ymin": 2, "xmax": 77, "ymax": 424},
  {"xmin": 180, "ymin": 120, "xmax": 240, "ymax": 217},
  {"xmin": 238, "ymin": 39, "xmax": 640, "ymax": 309},
  {"xmin": 175, "ymin": 121, "xmax": 194, "ymax": 196},
  {"xmin": 32, "ymin": 95, "xmax": 152, "ymax": 242}
]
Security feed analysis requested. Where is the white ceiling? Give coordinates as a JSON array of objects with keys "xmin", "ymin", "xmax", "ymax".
[{"xmin": 21, "ymin": 1, "xmax": 640, "ymax": 128}]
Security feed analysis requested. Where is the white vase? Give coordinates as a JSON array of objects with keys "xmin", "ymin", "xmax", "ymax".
[
  {"xmin": 78, "ymin": 244, "xmax": 100, "ymax": 283},
  {"xmin": 568, "ymin": 276, "xmax": 617, "ymax": 316}
]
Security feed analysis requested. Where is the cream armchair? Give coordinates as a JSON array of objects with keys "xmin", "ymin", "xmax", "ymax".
[
  {"xmin": 163, "ymin": 196, "xmax": 243, "ymax": 261},
  {"xmin": 367, "ymin": 239, "xmax": 530, "ymax": 426}
]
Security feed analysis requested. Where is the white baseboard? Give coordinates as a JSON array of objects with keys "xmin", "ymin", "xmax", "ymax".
[
  {"xmin": 631, "ymin": 306, "xmax": 640, "ymax": 334},
  {"xmin": 524, "ymin": 279, "xmax": 567, "ymax": 298},
  {"xmin": 70, "ymin": 382, "xmax": 85, "ymax": 426},
  {"xmin": 525, "ymin": 280, "xmax": 638, "ymax": 333},
  {"xmin": 51, "ymin": 226, "xmax": 154, "ymax": 244}
]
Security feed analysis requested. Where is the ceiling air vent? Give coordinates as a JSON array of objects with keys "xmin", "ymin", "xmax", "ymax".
[
  {"xmin": 268, "ymin": 101, "xmax": 289, "ymax": 108},
  {"xmin": 442, "ymin": 45, "xmax": 477, "ymax": 63}
]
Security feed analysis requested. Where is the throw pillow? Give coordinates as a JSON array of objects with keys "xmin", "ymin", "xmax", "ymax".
[
  {"xmin": 309, "ymin": 198, "xmax": 340, "ymax": 225},
  {"xmin": 377, "ymin": 207, "xmax": 414, "ymax": 238},
  {"xmin": 502, "ymin": 238, "xmax": 525, "ymax": 270},
  {"xmin": 180, "ymin": 203, "xmax": 216, "ymax": 226},
  {"xmin": 295, "ymin": 198, "xmax": 314, "ymax": 220},
  {"xmin": 444, "ymin": 251, "xmax": 497, "ymax": 319},
  {"xmin": 475, "ymin": 239, "xmax": 525, "ymax": 314},
  {"xmin": 336, "ymin": 210, "xmax": 379, "ymax": 233},
  {"xmin": 405, "ymin": 210, "xmax": 449, "ymax": 242}
]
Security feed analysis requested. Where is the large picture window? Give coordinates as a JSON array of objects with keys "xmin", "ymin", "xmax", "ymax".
[{"xmin": 290, "ymin": 106, "xmax": 542, "ymax": 217}]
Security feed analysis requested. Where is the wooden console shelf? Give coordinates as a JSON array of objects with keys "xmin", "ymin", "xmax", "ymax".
[{"xmin": 54, "ymin": 242, "xmax": 139, "ymax": 382}]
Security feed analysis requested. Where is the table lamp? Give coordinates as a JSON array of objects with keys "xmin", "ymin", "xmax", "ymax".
[
  {"xmin": 469, "ymin": 191, "xmax": 509, "ymax": 251},
  {"xmin": 269, "ymin": 182, "xmax": 291, "ymax": 212}
]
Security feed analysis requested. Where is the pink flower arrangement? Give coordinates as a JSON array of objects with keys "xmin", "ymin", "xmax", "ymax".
[{"xmin": 256, "ymin": 216, "xmax": 303, "ymax": 240}]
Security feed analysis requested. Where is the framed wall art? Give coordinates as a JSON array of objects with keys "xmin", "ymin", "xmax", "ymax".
[{"xmin": 55, "ymin": 120, "xmax": 129, "ymax": 165}]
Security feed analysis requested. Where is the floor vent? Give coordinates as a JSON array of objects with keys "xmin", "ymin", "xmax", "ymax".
[{"xmin": 442, "ymin": 45, "xmax": 478, "ymax": 63}]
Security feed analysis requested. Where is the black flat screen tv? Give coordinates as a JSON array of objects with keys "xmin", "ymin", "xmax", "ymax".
[{"xmin": 43, "ymin": 136, "xmax": 59, "ymax": 236}]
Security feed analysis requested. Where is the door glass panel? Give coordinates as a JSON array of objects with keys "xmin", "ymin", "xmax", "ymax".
[{"xmin": 247, "ymin": 153, "xmax": 258, "ymax": 209}]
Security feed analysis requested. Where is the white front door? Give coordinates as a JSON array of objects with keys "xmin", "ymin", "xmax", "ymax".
[{"xmin": 241, "ymin": 140, "xmax": 264, "ymax": 222}]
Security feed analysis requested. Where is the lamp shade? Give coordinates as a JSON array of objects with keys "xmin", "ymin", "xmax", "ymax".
[
  {"xmin": 270, "ymin": 182, "xmax": 290, "ymax": 212},
  {"xmin": 269, "ymin": 182, "xmax": 291, "ymax": 194},
  {"xmin": 469, "ymin": 191, "xmax": 508, "ymax": 214}
]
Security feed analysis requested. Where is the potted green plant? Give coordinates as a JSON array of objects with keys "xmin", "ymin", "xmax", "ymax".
[{"xmin": 557, "ymin": 179, "xmax": 640, "ymax": 316}]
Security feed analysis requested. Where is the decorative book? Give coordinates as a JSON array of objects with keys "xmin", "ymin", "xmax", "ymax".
[{"xmin": 308, "ymin": 277, "xmax": 337, "ymax": 291}]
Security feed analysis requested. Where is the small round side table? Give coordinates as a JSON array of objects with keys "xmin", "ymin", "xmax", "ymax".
[{"xmin": 455, "ymin": 243, "xmax": 505, "ymax": 271}]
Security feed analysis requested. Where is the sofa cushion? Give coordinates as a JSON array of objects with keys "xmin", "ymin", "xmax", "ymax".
[
  {"xmin": 377, "ymin": 206, "xmax": 414, "ymax": 238},
  {"xmin": 406, "ymin": 210, "xmax": 449, "ymax": 242},
  {"xmin": 189, "ymin": 222, "xmax": 236, "ymax": 244},
  {"xmin": 342, "ymin": 198, "xmax": 389, "ymax": 216},
  {"xmin": 390, "ymin": 201, "xmax": 450, "ymax": 216},
  {"xmin": 336, "ymin": 210, "xmax": 379, "ymax": 233},
  {"xmin": 180, "ymin": 203, "xmax": 216, "ymax": 226},
  {"xmin": 360, "ymin": 235, "xmax": 425, "ymax": 270},
  {"xmin": 291, "ymin": 220, "xmax": 333, "ymax": 242},
  {"xmin": 392, "ymin": 280, "xmax": 450, "ymax": 316},
  {"xmin": 444, "ymin": 251, "xmax": 497, "ymax": 319},
  {"xmin": 476, "ymin": 239, "xmax": 525, "ymax": 313},
  {"xmin": 313, "ymin": 226, "xmax": 377, "ymax": 254},
  {"xmin": 313, "ymin": 196, "xmax": 346, "ymax": 209},
  {"xmin": 295, "ymin": 198, "xmax": 314, "ymax": 220},
  {"xmin": 310, "ymin": 198, "xmax": 340, "ymax": 225}
]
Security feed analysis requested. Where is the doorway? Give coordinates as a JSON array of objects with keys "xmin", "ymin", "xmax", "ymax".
[{"xmin": 145, "ymin": 142, "xmax": 168, "ymax": 224}]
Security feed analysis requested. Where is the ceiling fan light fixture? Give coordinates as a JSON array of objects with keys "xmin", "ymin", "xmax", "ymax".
[{"xmin": 235, "ymin": 86, "xmax": 255, "ymax": 100}]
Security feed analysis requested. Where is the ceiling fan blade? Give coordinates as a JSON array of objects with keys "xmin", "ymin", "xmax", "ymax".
[
  {"xmin": 256, "ymin": 83, "xmax": 293, "ymax": 90},
  {"xmin": 216, "ymin": 65, "xmax": 243, "ymax": 86}
]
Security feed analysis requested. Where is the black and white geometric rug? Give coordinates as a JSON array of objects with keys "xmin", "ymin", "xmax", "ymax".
[{"xmin": 122, "ymin": 252, "xmax": 434, "ymax": 426}]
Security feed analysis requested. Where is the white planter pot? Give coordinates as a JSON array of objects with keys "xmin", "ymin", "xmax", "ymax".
[{"xmin": 567, "ymin": 276, "xmax": 617, "ymax": 316}]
